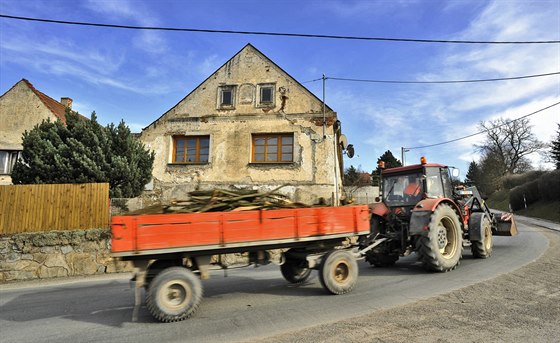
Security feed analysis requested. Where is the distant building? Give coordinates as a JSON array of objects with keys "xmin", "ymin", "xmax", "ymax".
[
  {"xmin": 140, "ymin": 44, "xmax": 346, "ymax": 204},
  {"xmin": 0, "ymin": 79, "xmax": 73, "ymax": 184}
]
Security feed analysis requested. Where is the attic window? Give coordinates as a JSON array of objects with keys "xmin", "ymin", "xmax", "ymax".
[
  {"xmin": 257, "ymin": 84, "xmax": 275, "ymax": 107},
  {"xmin": 218, "ymin": 86, "xmax": 236, "ymax": 108}
]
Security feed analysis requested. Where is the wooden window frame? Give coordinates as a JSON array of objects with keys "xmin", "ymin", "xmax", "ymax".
[
  {"xmin": 251, "ymin": 133, "xmax": 293, "ymax": 163},
  {"xmin": 172, "ymin": 135, "xmax": 210, "ymax": 164}
]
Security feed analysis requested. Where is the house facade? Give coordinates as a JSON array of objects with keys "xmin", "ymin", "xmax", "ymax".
[
  {"xmin": 0, "ymin": 79, "xmax": 73, "ymax": 185},
  {"xmin": 140, "ymin": 44, "xmax": 345, "ymax": 205}
]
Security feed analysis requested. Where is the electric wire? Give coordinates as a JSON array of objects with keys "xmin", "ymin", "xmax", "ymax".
[
  {"xmin": 327, "ymin": 72, "xmax": 560, "ymax": 84},
  {"xmin": 1, "ymin": 14, "xmax": 559, "ymax": 44},
  {"xmin": 302, "ymin": 72, "xmax": 560, "ymax": 85},
  {"xmin": 404, "ymin": 101, "xmax": 560, "ymax": 150}
]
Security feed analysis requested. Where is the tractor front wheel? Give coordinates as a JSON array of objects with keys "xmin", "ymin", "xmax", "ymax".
[
  {"xmin": 416, "ymin": 204, "xmax": 463, "ymax": 272},
  {"xmin": 471, "ymin": 216, "xmax": 493, "ymax": 258}
]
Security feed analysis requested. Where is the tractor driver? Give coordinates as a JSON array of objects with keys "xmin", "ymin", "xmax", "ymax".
[{"xmin": 403, "ymin": 176, "xmax": 422, "ymax": 201}]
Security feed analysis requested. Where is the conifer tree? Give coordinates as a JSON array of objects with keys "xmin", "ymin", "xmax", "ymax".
[
  {"xmin": 11, "ymin": 110, "xmax": 154, "ymax": 198},
  {"xmin": 551, "ymin": 123, "xmax": 560, "ymax": 170},
  {"xmin": 371, "ymin": 150, "xmax": 402, "ymax": 186}
]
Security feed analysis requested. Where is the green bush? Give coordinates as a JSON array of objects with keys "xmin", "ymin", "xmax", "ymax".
[
  {"xmin": 510, "ymin": 180, "xmax": 540, "ymax": 211},
  {"xmin": 502, "ymin": 171, "xmax": 545, "ymax": 190},
  {"xmin": 538, "ymin": 170, "xmax": 560, "ymax": 201}
]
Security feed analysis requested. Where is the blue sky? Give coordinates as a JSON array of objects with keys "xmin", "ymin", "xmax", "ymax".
[{"xmin": 1, "ymin": 0, "xmax": 559, "ymax": 177}]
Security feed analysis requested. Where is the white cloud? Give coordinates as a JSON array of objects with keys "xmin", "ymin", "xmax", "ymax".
[{"xmin": 84, "ymin": 0, "xmax": 168, "ymax": 54}]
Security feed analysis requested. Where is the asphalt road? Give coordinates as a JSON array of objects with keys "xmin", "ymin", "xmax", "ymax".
[{"xmin": 0, "ymin": 221, "xmax": 548, "ymax": 343}]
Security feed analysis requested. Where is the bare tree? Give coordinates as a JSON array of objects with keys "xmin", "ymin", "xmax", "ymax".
[{"xmin": 477, "ymin": 117, "xmax": 544, "ymax": 175}]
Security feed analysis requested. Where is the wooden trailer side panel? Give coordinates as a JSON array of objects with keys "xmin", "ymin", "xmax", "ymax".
[{"xmin": 111, "ymin": 205, "xmax": 370, "ymax": 254}]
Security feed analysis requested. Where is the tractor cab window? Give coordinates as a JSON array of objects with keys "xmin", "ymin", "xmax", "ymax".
[
  {"xmin": 382, "ymin": 172, "xmax": 423, "ymax": 206},
  {"xmin": 425, "ymin": 167, "xmax": 445, "ymax": 198}
]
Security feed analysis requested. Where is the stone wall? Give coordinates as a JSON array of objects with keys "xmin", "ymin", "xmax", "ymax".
[{"xmin": 0, "ymin": 229, "xmax": 132, "ymax": 282}]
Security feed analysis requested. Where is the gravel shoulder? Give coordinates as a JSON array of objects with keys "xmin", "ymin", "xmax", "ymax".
[{"xmin": 249, "ymin": 226, "xmax": 560, "ymax": 343}]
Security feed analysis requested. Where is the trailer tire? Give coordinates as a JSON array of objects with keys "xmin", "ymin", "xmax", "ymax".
[
  {"xmin": 416, "ymin": 204, "xmax": 463, "ymax": 272},
  {"xmin": 146, "ymin": 267, "xmax": 202, "ymax": 322},
  {"xmin": 280, "ymin": 259, "xmax": 312, "ymax": 284},
  {"xmin": 471, "ymin": 216, "xmax": 493, "ymax": 258},
  {"xmin": 319, "ymin": 250, "xmax": 358, "ymax": 295}
]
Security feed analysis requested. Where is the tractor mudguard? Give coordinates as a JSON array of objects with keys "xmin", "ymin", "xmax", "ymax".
[
  {"xmin": 369, "ymin": 202, "xmax": 390, "ymax": 218},
  {"xmin": 468, "ymin": 212, "xmax": 487, "ymax": 241},
  {"xmin": 409, "ymin": 210, "xmax": 432, "ymax": 236},
  {"xmin": 410, "ymin": 199, "xmax": 465, "ymax": 236}
]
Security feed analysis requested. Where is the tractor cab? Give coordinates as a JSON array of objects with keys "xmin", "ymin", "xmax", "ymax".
[{"xmin": 380, "ymin": 158, "xmax": 456, "ymax": 210}]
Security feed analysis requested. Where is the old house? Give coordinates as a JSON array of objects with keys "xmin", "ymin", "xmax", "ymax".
[
  {"xmin": 0, "ymin": 79, "xmax": 73, "ymax": 184},
  {"xmin": 140, "ymin": 44, "xmax": 346, "ymax": 205}
]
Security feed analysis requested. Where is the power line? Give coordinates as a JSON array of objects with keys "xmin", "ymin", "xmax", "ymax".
[
  {"xmin": 1, "ymin": 14, "xmax": 559, "ymax": 44},
  {"xmin": 327, "ymin": 72, "xmax": 560, "ymax": 84},
  {"xmin": 405, "ymin": 101, "xmax": 560, "ymax": 150}
]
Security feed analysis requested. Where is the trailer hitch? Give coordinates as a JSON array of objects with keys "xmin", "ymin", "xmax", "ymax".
[{"xmin": 353, "ymin": 237, "xmax": 389, "ymax": 258}]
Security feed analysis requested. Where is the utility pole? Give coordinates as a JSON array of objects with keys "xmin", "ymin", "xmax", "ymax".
[{"xmin": 401, "ymin": 147, "xmax": 409, "ymax": 166}]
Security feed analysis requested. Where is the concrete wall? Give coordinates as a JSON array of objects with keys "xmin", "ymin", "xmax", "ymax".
[
  {"xmin": 140, "ymin": 45, "xmax": 343, "ymax": 205},
  {"xmin": 0, "ymin": 229, "xmax": 132, "ymax": 282}
]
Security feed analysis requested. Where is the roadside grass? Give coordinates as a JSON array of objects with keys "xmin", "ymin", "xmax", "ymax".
[{"xmin": 514, "ymin": 201, "xmax": 560, "ymax": 223}]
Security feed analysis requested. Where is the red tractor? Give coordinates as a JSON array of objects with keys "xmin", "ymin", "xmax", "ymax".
[{"xmin": 361, "ymin": 157, "xmax": 517, "ymax": 272}]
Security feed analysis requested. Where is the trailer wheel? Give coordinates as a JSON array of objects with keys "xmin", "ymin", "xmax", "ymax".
[
  {"xmin": 319, "ymin": 250, "xmax": 358, "ymax": 295},
  {"xmin": 416, "ymin": 204, "xmax": 463, "ymax": 272},
  {"xmin": 146, "ymin": 267, "xmax": 202, "ymax": 322},
  {"xmin": 471, "ymin": 216, "xmax": 493, "ymax": 258},
  {"xmin": 280, "ymin": 258, "xmax": 312, "ymax": 284}
]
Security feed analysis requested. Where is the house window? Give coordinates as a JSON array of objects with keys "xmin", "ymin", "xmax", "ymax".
[
  {"xmin": 252, "ymin": 134, "xmax": 293, "ymax": 163},
  {"xmin": 172, "ymin": 136, "xmax": 210, "ymax": 163},
  {"xmin": 0, "ymin": 150, "xmax": 21, "ymax": 174},
  {"xmin": 218, "ymin": 86, "xmax": 236, "ymax": 108},
  {"xmin": 258, "ymin": 84, "xmax": 275, "ymax": 107}
]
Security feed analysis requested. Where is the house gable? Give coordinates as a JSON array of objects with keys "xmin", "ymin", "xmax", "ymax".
[
  {"xmin": 144, "ymin": 44, "xmax": 334, "ymax": 130},
  {"xmin": 140, "ymin": 44, "xmax": 343, "ymax": 205}
]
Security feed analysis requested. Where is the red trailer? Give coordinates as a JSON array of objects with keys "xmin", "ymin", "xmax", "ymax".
[{"xmin": 111, "ymin": 205, "xmax": 370, "ymax": 322}]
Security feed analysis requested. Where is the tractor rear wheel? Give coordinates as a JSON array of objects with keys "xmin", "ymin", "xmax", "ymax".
[
  {"xmin": 416, "ymin": 204, "xmax": 463, "ymax": 272},
  {"xmin": 319, "ymin": 250, "xmax": 358, "ymax": 295},
  {"xmin": 471, "ymin": 216, "xmax": 493, "ymax": 258},
  {"xmin": 146, "ymin": 267, "xmax": 202, "ymax": 322}
]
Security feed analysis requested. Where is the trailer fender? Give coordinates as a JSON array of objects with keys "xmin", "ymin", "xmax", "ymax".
[{"xmin": 468, "ymin": 212, "xmax": 487, "ymax": 241}]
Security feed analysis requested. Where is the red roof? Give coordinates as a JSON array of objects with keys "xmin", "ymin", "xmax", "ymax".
[
  {"xmin": 382, "ymin": 163, "xmax": 447, "ymax": 175},
  {"xmin": 21, "ymin": 79, "xmax": 69, "ymax": 124}
]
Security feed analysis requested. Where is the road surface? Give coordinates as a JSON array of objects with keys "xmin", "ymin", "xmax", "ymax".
[{"xmin": 0, "ymin": 221, "xmax": 549, "ymax": 343}]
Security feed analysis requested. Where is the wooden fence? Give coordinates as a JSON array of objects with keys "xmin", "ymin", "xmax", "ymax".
[{"xmin": 0, "ymin": 183, "xmax": 109, "ymax": 234}]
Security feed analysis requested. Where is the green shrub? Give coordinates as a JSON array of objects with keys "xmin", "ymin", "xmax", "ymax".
[
  {"xmin": 538, "ymin": 170, "xmax": 560, "ymax": 201},
  {"xmin": 502, "ymin": 171, "xmax": 545, "ymax": 190},
  {"xmin": 510, "ymin": 180, "xmax": 540, "ymax": 211}
]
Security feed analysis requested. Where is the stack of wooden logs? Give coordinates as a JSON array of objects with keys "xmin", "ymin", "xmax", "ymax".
[{"xmin": 126, "ymin": 187, "xmax": 309, "ymax": 215}]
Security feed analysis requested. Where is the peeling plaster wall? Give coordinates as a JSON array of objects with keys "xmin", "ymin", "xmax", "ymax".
[{"xmin": 141, "ymin": 45, "xmax": 343, "ymax": 204}]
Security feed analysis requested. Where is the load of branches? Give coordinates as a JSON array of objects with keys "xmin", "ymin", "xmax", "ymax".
[{"xmin": 126, "ymin": 186, "xmax": 311, "ymax": 215}]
